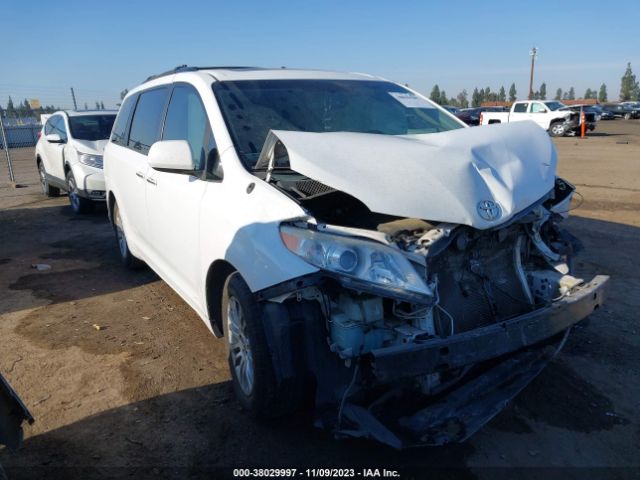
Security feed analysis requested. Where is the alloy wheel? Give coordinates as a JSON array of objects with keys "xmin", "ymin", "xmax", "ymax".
[
  {"xmin": 551, "ymin": 124, "xmax": 564, "ymax": 136},
  {"xmin": 39, "ymin": 164, "xmax": 46, "ymax": 194},
  {"xmin": 227, "ymin": 296, "xmax": 254, "ymax": 396},
  {"xmin": 67, "ymin": 175, "xmax": 80, "ymax": 211},
  {"xmin": 113, "ymin": 207, "xmax": 128, "ymax": 260}
]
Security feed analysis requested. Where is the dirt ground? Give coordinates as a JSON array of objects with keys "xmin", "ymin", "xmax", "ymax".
[{"xmin": 1, "ymin": 121, "xmax": 639, "ymax": 479}]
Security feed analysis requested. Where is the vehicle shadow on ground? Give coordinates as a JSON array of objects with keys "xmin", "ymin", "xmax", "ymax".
[
  {"xmin": 0, "ymin": 380, "xmax": 475, "ymax": 479},
  {"xmin": 1, "ymin": 357, "xmax": 630, "ymax": 480},
  {"xmin": 586, "ymin": 132, "xmax": 627, "ymax": 137},
  {"xmin": 0, "ymin": 203, "xmax": 157, "ymax": 316}
]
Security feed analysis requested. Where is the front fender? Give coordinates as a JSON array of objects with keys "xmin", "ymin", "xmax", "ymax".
[{"xmin": 223, "ymin": 220, "xmax": 319, "ymax": 293}]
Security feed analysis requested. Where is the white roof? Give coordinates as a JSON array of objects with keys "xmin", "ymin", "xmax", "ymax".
[
  {"xmin": 129, "ymin": 67, "xmax": 390, "ymax": 97},
  {"xmin": 199, "ymin": 68, "xmax": 379, "ymax": 82},
  {"xmin": 62, "ymin": 110, "xmax": 118, "ymax": 117}
]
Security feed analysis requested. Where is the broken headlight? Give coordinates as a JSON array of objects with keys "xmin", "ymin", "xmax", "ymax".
[{"xmin": 280, "ymin": 225, "xmax": 431, "ymax": 297}]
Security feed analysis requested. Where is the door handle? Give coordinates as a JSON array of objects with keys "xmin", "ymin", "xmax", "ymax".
[
  {"xmin": 135, "ymin": 171, "xmax": 145, "ymax": 179},
  {"xmin": 146, "ymin": 177, "xmax": 157, "ymax": 186}
]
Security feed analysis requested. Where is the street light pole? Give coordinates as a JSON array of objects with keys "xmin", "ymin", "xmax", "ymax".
[{"xmin": 528, "ymin": 47, "xmax": 538, "ymax": 100}]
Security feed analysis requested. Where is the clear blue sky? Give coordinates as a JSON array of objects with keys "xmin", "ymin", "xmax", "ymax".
[{"xmin": 4, "ymin": 0, "xmax": 639, "ymax": 108}]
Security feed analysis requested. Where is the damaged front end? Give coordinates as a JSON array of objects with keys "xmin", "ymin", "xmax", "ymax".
[{"xmin": 252, "ymin": 126, "xmax": 608, "ymax": 448}]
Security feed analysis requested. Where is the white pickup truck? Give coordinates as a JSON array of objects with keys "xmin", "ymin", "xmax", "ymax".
[{"xmin": 480, "ymin": 100, "xmax": 576, "ymax": 136}]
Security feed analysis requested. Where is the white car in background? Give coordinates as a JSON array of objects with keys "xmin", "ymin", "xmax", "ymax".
[
  {"xmin": 104, "ymin": 66, "xmax": 607, "ymax": 447},
  {"xmin": 35, "ymin": 110, "xmax": 116, "ymax": 213},
  {"xmin": 479, "ymin": 100, "xmax": 575, "ymax": 136}
]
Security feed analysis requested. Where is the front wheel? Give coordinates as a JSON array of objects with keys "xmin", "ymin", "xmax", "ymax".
[
  {"xmin": 38, "ymin": 161, "xmax": 60, "ymax": 197},
  {"xmin": 549, "ymin": 122, "xmax": 566, "ymax": 137},
  {"xmin": 66, "ymin": 170, "xmax": 93, "ymax": 214},
  {"xmin": 112, "ymin": 202, "xmax": 142, "ymax": 269},
  {"xmin": 222, "ymin": 273, "xmax": 300, "ymax": 418}
]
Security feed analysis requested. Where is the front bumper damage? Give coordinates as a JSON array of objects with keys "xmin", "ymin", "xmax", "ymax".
[
  {"xmin": 336, "ymin": 335, "xmax": 566, "ymax": 448},
  {"xmin": 260, "ymin": 275, "xmax": 608, "ymax": 448},
  {"xmin": 332, "ymin": 275, "xmax": 607, "ymax": 447},
  {"xmin": 371, "ymin": 275, "xmax": 608, "ymax": 383}
]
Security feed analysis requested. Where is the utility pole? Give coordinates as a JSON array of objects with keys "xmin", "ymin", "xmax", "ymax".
[
  {"xmin": 528, "ymin": 47, "xmax": 538, "ymax": 100},
  {"xmin": 70, "ymin": 87, "xmax": 78, "ymax": 110}
]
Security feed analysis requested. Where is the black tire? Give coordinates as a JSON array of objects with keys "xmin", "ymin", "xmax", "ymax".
[
  {"xmin": 38, "ymin": 160, "xmax": 60, "ymax": 197},
  {"xmin": 549, "ymin": 121, "xmax": 566, "ymax": 137},
  {"xmin": 66, "ymin": 170, "xmax": 94, "ymax": 214},
  {"xmin": 222, "ymin": 272, "xmax": 298, "ymax": 418},
  {"xmin": 112, "ymin": 202, "xmax": 143, "ymax": 269}
]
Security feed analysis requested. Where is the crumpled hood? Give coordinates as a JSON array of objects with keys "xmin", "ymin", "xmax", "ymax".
[
  {"xmin": 72, "ymin": 139, "xmax": 108, "ymax": 155},
  {"xmin": 266, "ymin": 121, "xmax": 557, "ymax": 229}
]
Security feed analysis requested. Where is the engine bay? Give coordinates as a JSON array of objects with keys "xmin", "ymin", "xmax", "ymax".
[{"xmin": 272, "ymin": 177, "xmax": 584, "ymax": 364}]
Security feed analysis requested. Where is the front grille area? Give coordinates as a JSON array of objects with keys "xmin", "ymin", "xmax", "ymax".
[{"xmin": 429, "ymin": 228, "xmax": 532, "ymax": 335}]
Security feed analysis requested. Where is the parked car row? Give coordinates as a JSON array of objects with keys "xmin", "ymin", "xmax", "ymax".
[
  {"xmin": 446, "ymin": 101, "xmax": 639, "ymax": 135},
  {"xmin": 33, "ymin": 66, "xmax": 608, "ymax": 447},
  {"xmin": 445, "ymin": 106, "xmax": 508, "ymax": 126},
  {"xmin": 602, "ymin": 102, "xmax": 640, "ymax": 119}
]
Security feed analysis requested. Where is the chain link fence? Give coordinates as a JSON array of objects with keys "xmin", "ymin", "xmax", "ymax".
[{"xmin": 0, "ymin": 84, "xmax": 121, "ymax": 186}]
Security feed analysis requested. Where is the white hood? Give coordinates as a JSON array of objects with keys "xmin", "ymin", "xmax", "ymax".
[
  {"xmin": 266, "ymin": 121, "xmax": 557, "ymax": 229},
  {"xmin": 72, "ymin": 139, "xmax": 108, "ymax": 155}
]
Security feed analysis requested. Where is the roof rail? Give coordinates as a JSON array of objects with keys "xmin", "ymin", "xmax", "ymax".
[{"xmin": 143, "ymin": 65, "xmax": 262, "ymax": 83}]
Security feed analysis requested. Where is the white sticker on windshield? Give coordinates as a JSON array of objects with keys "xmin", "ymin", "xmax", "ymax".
[{"xmin": 388, "ymin": 92, "xmax": 434, "ymax": 109}]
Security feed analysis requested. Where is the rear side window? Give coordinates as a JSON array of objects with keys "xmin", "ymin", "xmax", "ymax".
[
  {"xmin": 128, "ymin": 88, "xmax": 169, "ymax": 155},
  {"xmin": 513, "ymin": 103, "xmax": 528, "ymax": 113},
  {"xmin": 162, "ymin": 85, "xmax": 211, "ymax": 170},
  {"xmin": 530, "ymin": 103, "xmax": 545, "ymax": 113},
  {"xmin": 111, "ymin": 95, "xmax": 137, "ymax": 146}
]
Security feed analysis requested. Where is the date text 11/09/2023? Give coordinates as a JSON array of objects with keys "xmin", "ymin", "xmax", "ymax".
[{"xmin": 233, "ymin": 468, "xmax": 401, "ymax": 478}]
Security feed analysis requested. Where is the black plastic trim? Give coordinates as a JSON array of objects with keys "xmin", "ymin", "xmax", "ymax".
[{"xmin": 370, "ymin": 275, "xmax": 608, "ymax": 383}]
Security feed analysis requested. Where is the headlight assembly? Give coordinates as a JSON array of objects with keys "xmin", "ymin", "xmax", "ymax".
[
  {"xmin": 280, "ymin": 225, "xmax": 432, "ymax": 298},
  {"xmin": 78, "ymin": 153, "xmax": 103, "ymax": 169}
]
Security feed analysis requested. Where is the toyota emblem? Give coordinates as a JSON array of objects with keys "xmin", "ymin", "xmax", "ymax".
[{"xmin": 477, "ymin": 200, "xmax": 502, "ymax": 221}]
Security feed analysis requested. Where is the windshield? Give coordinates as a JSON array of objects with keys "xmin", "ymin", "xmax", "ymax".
[
  {"xmin": 212, "ymin": 79, "xmax": 463, "ymax": 168},
  {"xmin": 543, "ymin": 101, "xmax": 565, "ymax": 111},
  {"xmin": 69, "ymin": 115, "xmax": 116, "ymax": 141}
]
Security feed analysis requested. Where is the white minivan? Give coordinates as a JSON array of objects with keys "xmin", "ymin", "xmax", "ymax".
[{"xmin": 104, "ymin": 66, "xmax": 607, "ymax": 447}]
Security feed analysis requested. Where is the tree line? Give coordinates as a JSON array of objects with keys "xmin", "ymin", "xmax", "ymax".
[
  {"xmin": 0, "ymin": 96, "xmax": 109, "ymax": 119},
  {"xmin": 429, "ymin": 62, "xmax": 639, "ymax": 107}
]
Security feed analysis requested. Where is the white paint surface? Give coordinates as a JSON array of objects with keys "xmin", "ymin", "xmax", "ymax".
[{"xmin": 269, "ymin": 121, "xmax": 557, "ymax": 229}]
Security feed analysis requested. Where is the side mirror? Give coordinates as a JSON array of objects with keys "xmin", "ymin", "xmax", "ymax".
[
  {"xmin": 45, "ymin": 133, "xmax": 64, "ymax": 143},
  {"xmin": 148, "ymin": 140, "xmax": 194, "ymax": 171}
]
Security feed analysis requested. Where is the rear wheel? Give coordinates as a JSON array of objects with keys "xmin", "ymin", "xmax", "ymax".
[
  {"xmin": 66, "ymin": 170, "xmax": 93, "ymax": 214},
  {"xmin": 549, "ymin": 122, "xmax": 566, "ymax": 137},
  {"xmin": 222, "ymin": 272, "xmax": 299, "ymax": 418},
  {"xmin": 112, "ymin": 202, "xmax": 142, "ymax": 269},
  {"xmin": 38, "ymin": 161, "xmax": 60, "ymax": 197}
]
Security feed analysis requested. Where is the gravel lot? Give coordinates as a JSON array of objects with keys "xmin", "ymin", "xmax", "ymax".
[{"xmin": 1, "ymin": 121, "xmax": 639, "ymax": 479}]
